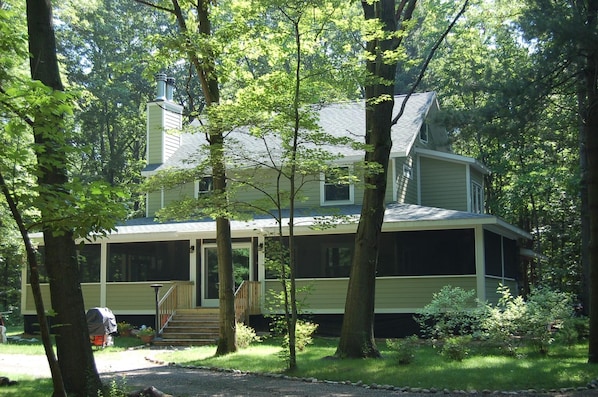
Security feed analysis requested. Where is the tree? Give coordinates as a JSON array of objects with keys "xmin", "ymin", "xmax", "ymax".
[
  {"xmin": 225, "ymin": 0, "xmax": 361, "ymax": 369},
  {"xmin": 335, "ymin": 0, "xmax": 467, "ymax": 358},
  {"xmin": 142, "ymin": 0, "xmax": 362, "ymax": 366},
  {"xmin": 26, "ymin": 0, "xmax": 105, "ymax": 395},
  {"xmin": 413, "ymin": 0, "xmax": 583, "ymax": 297},
  {"xmin": 55, "ymin": 0, "xmax": 181, "ymax": 217},
  {"xmin": 137, "ymin": 0, "xmax": 239, "ymax": 355}
]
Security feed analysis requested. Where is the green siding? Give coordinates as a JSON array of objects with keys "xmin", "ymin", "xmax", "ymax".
[
  {"xmin": 485, "ymin": 277, "xmax": 517, "ymax": 305},
  {"xmin": 147, "ymin": 191, "xmax": 162, "ymax": 217},
  {"xmin": 106, "ymin": 282, "xmax": 174, "ymax": 311},
  {"xmin": 163, "ymin": 182, "xmax": 195, "ymax": 207},
  {"xmin": 265, "ymin": 276, "xmax": 476, "ymax": 313},
  {"xmin": 147, "ymin": 101, "xmax": 182, "ymax": 165},
  {"xmin": 147, "ymin": 103, "xmax": 163, "ymax": 164},
  {"xmin": 25, "ymin": 284, "xmax": 101, "ymax": 314},
  {"xmin": 420, "ymin": 156, "xmax": 467, "ymax": 211}
]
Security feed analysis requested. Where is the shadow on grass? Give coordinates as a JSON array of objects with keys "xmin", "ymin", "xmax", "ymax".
[
  {"xmin": 0, "ymin": 378, "xmax": 52, "ymax": 397},
  {"xmin": 158, "ymin": 337, "xmax": 598, "ymax": 392}
]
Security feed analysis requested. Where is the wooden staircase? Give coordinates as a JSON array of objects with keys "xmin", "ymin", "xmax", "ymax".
[{"xmin": 154, "ymin": 308, "xmax": 219, "ymax": 347}]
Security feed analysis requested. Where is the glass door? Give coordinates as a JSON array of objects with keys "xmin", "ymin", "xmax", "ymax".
[{"xmin": 202, "ymin": 243, "xmax": 252, "ymax": 307}]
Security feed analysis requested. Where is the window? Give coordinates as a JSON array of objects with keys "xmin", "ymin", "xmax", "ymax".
[
  {"xmin": 471, "ymin": 181, "xmax": 483, "ymax": 214},
  {"xmin": 402, "ymin": 163, "xmax": 413, "ymax": 180},
  {"xmin": 321, "ymin": 166, "xmax": 354, "ymax": 205},
  {"xmin": 196, "ymin": 176, "xmax": 213, "ymax": 195},
  {"xmin": 419, "ymin": 122, "xmax": 429, "ymax": 143}
]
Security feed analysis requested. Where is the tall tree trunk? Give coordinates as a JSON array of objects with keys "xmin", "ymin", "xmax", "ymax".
[
  {"xmin": 335, "ymin": 0, "xmax": 399, "ymax": 358},
  {"xmin": 0, "ymin": 173, "xmax": 66, "ymax": 397},
  {"xmin": 26, "ymin": 0, "xmax": 103, "ymax": 395},
  {"xmin": 585, "ymin": 0, "xmax": 598, "ymax": 364}
]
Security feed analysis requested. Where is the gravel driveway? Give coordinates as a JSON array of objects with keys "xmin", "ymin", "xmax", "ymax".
[{"xmin": 2, "ymin": 349, "xmax": 598, "ymax": 397}]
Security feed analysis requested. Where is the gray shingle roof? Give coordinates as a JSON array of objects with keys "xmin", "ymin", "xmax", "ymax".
[{"xmin": 145, "ymin": 92, "xmax": 437, "ymax": 173}]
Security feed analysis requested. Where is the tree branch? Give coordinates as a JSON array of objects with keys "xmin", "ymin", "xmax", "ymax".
[{"xmin": 392, "ymin": 0, "xmax": 469, "ymax": 126}]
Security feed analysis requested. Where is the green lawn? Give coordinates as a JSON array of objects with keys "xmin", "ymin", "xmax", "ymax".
[
  {"xmin": 156, "ymin": 337, "xmax": 598, "ymax": 392},
  {"xmin": 1, "ymin": 333, "xmax": 597, "ymax": 395}
]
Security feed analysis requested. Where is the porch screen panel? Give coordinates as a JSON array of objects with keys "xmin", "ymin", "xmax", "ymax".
[
  {"xmin": 377, "ymin": 229, "xmax": 475, "ymax": 276},
  {"xmin": 484, "ymin": 231, "xmax": 519, "ymax": 279},
  {"xmin": 30, "ymin": 244, "xmax": 101, "ymax": 283},
  {"xmin": 266, "ymin": 234, "xmax": 354, "ymax": 279},
  {"xmin": 503, "ymin": 237, "xmax": 518, "ymax": 279},
  {"xmin": 484, "ymin": 230, "xmax": 502, "ymax": 277},
  {"xmin": 107, "ymin": 240, "xmax": 190, "ymax": 282}
]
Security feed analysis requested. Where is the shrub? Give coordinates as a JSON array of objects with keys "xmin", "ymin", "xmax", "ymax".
[
  {"xmin": 387, "ymin": 335, "xmax": 419, "ymax": 364},
  {"xmin": 288, "ymin": 320, "xmax": 318, "ymax": 351},
  {"xmin": 441, "ymin": 335, "xmax": 471, "ymax": 361},
  {"xmin": 414, "ymin": 286, "xmax": 487, "ymax": 340},
  {"xmin": 524, "ymin": 287, "xmax": 573, "ymax": 354},
  {"xmin": 236, "ymin": 322, "xmax": 261, "ymax": 349},
  {"xmin": 483, "ymin": 285, "xmax": 527, "ymax": 355},
  {"xmin": 483, "ymin": 284, "xmax": 574, "ymax": 355}
]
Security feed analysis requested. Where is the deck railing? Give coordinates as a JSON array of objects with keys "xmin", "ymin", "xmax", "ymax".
[
  {"xmin": 234, "ymin": 281, "xmax": 261, "ymax": 324},
  {"xmin": 157, "ymin": 281, "xmax": 193, "ymax": 333}
]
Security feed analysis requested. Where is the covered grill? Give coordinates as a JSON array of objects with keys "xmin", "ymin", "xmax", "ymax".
[{"xmin": 86, "ymin": 307, "xmax": 116, "ymax": 347}]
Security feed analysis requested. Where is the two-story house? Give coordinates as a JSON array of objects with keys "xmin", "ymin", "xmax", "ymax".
[{"xmin": 22, "ymin": 76, "xmax": 531, "ymax": 339}]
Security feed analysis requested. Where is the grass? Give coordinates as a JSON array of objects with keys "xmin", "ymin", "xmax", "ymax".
[
  {"xmin": 1, "ymin": 329, "xmax": 597, "ymax": 395},
  {"xmin": 156, "ymin": 337, "xmax": 598, "ymax": 392}
]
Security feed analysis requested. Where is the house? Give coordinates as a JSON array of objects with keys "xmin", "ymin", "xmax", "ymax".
[{"xmin": 22, "ymin": 75, "xmax": 531, "ymax": 338}]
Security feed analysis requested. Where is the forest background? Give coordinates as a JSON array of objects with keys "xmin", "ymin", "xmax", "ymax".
[{"xmin": 0, "ymin": 0, "xmax": 587, "ymax": 340}]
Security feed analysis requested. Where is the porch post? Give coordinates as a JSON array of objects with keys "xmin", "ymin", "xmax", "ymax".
[
  {"xmin": 190, "ymin": 239, "xmax": 197, "ymax": 307},
  {"xmin": 100, "ymin": 241, "xmax": 108, "ymax": 307},
  {"xmin": 474, "ymin": 226, "xmax": 486, "ymax": 302}
]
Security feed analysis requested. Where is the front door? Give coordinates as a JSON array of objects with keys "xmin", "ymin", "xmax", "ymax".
[{"xmin": 202, "ymin": 243, "xmax": 252, "ymax": 307}]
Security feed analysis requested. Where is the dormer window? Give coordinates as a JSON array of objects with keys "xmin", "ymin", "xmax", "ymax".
[
  {"xmin": 321, "ymin": 166, "xmax": 354, "ymax": 205},
  {"xmin": 196, "ymin": 176, "xmax": 213, "ymax": 196},
  {"xmin": 419, "ymin": 122, "xmax": 429, "ymax": 143}
]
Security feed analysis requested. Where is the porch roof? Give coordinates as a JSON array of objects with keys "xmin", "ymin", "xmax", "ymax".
[{"xmin": 106, "ymin": 203, "xmax": 530, "ymax": 241}]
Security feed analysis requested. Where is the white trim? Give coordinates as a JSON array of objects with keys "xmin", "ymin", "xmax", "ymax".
[
  {"xmin": 416, "ymin": 155, "xmax": 422, "ymax": 204},
  {"xmin": 391, "ymin": 157, "xmax": 398, "ymax": 202},
  {"xmin": 202, "ymin": 242, "xmax": 253, "ymax": 307},
  {"xmin": 190, "ymin": 239, "xmax": 197, "ymax": 306},
  {"xmin": 100, "ymin": 242, "xmax": 107, "ymax": 306},
  {"xmin": 466, "ymin": 164, "xmax": 472, "ymax": 212},
  {"xmin": 319, "ymin": 165, "xmax": 355, "ymax": 206},
  {"xmin": 475, "ymin": 225, "xmax": 486, "ymax": 303}
]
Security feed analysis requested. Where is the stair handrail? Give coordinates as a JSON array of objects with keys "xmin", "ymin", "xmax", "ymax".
[
  {"xmin": 157, "ymin": 281, "xmax": 193, "ymax": 334},
  {"xmin": 234, "ymin": 280, "xmax": 260, "ymax": 324}
]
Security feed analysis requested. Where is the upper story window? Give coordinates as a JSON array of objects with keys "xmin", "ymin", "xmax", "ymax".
[
  {"xmin": 419, "ymin": 122, "xmax": 429, "ymax": 143},
  {"xmin": 196, "ymin": 176, "xmax": 213, "ymax": 196},
  {"xmin": 321, "ymin": 166, "xmax": 354, "ymax": 205},
  {"xmin": 471, "ymin": 181, "xmax": 484, "ymax": 214}
]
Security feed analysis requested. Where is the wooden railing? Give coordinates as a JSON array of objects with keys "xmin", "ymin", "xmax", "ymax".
[
  {"xmin": 234, "ymin": 281, "xmax": 261, "ymax": 324},
  {"xmin": 157, "ymin": 281, "xmax": 193, "ymax": 333}
]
